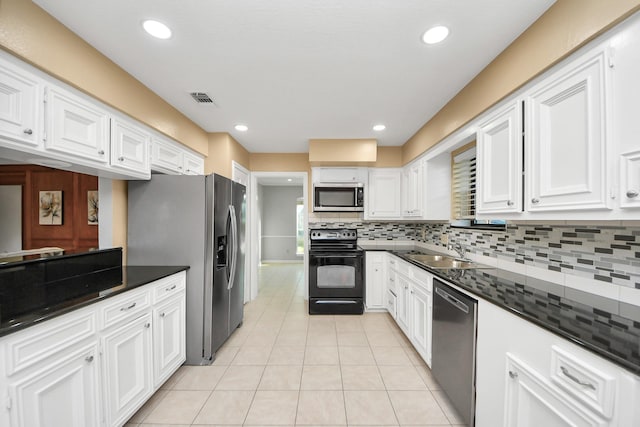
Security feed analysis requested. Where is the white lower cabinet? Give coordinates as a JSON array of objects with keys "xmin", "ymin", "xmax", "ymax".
[
  {"xmin": 385, "ymin": 254, "xmax": 433, "ymax": 367},
  {"xmin": 504, "ymin": 353, "xmax": 608, "ymax": 427},
  {"xmin": 153, "ymin": 296, "xmax": 186, "ymax": 387},
  {"xmin": 8, "ymin": 343, "xmax": 101, "ymax": 427},
  {"xmin": 476, "ymin": 298, "xmax": 640, "ymax": 427},
  {"xmin": 0, "ymin": 270, "xmax": 187, "ymax": 427},
  {"xmin": 365, "ymin": 252, "xmax": 387, "ymax": 311},
  {"xmin": 102, "ymin": 313, "xmax": 153, "ymax": 427},
  {"xmin": 409, "ymin": 282, "xmax": 432, "ymax": 366}
]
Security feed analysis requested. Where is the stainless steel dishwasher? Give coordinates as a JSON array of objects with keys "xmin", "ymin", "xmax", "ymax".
[{"xmin": 432, "ymin": 278, "xmax": 477, "ymax": 427}]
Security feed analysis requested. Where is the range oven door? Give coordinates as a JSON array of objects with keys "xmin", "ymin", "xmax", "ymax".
[{"xmin": 309, "ymin": 250, "xmax": 364, "ymax": 314}]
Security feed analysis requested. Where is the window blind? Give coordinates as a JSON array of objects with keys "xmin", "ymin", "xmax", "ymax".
[{"xmin": 451, "ymin": 147, "xmax": 476, "ymax": 220}]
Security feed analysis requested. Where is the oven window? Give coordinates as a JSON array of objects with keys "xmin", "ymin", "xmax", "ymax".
[{"xmin": 317, "ymin": 265, "xmax": 355, "ymax": 288}]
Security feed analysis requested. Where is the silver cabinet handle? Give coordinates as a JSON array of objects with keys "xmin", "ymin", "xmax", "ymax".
[
  {"xmin": 145, "ymin": 323, "xmax": 151, "ymax": 328},
  {"xmin": 166, "ymin": 284, "xmax": 177, "ymax": 292},
  {"xmin": 23, "ymin": 128, "xmax": 33, "ymax": 135},
  {"xmin": 118, "ymin": 156, "xmax": 124, "ymax": 162},
  {"xmin": 160, "ymin": 312, "xmax": 166, "ymax": 317},
  {"xmin": 120, "ymin": 302, "xmax": 136, "ymax": 311},
  {"xmin": 531, "ymin": 198, "xmax": 540, "ymax": 204},
  {"xmin": 98, "ymin": 149, "xmax": 105, "ymax": 155},
  {"xmin": 560, "ymin": 366, "xmax": 596, "ymax": 390},
  {"xmin": 509, "ymin": 370, "xmax": 518, "ymax": 379},
  {"xmin": 85, "ymin": 355, "xmax": 94, "ymax": 363},
  {"xmin": 626, "ymin": 190, "xmax": 639, "ymax": 198},
  {"xmin": 507, "ymin": 200, "xmax": 514, "ymax": 206}
]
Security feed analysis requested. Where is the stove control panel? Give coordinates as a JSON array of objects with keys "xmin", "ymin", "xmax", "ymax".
[{"xmin": 309, "ymin": 228, "xmax": 358, "ymax": 241}]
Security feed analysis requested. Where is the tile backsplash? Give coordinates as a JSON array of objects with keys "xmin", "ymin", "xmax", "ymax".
[{"xmin": 309, "ymin": 220, "xmax": 640, "ymax": 290}]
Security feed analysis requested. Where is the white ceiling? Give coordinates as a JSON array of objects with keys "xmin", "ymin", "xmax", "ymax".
[{"xmin": 34, "ymin": 0, "xmax": 555, "ymax": 153}]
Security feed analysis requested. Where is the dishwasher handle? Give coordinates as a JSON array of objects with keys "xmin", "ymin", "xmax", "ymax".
[{"xmin": 435, "ymin": 287, "xmax": 470, "ymax": 314}]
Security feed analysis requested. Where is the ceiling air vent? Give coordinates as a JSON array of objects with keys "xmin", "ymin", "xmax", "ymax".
[{"xmin": 190, "ymin": 92, "xmax": 215, "ymax": 104}]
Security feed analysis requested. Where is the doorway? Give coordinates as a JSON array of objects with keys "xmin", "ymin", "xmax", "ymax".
[{"xmin": 249, "ymin": 172, "xmax": 309, "ymax": 302}]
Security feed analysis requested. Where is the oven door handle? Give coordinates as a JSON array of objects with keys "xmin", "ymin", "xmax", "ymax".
[
  {"xmin": 311, "ymin": 254, "xmax": 361, "ymax": 258},
  {"xmin": 315, "ymin": 300, "xmax": 358, "ymax": 304}
]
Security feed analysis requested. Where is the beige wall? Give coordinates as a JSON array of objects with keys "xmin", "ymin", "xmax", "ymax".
[
  {"xmin": 402, "ymin": 0, "xmax": 640, "ymax": 163},
  {"xmin": 309, "ymin": 139, "xmax": 377, "ymax": 163},
  {"xmin": 0, "ymin": 0, "xmax": 209, "ymax": 156},
  {"xmin": 205, "ymin": 133, "xmax": 251, "ymax": 179},
  {"xmin": 250, "ymin": 153, "xmax": 310, "ymax": 172}
]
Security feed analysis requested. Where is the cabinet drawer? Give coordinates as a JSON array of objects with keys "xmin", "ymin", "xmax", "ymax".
[
  {"xmin": 411, "ymin": 267, "xmax": 432, "ymax": 292},
  {"xmin": 100, "ymin": 288, "xmax": 151, "ymax": 330},
  {"xmin": 5, "ymin": 309, "xmax": 96, "ymax": 376},
  {"xmin": 389, "ymin": 256, "xmax": 410, "ymax": 277},
  {"xmin": 550, "ymin": 345, "xmax": 617, "ymax": 418},
  {"xmin": 152, "ymin": 272, "xmax": 186, "ymax": 305}
]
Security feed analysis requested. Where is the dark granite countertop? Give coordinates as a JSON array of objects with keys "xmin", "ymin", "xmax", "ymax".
[
  {"xmin": 0, "ymin": 265, "xmax": 189, "ymax": 338},
  {"xmin": 364, "ymin": 245, "xmax": 640, "ymax": 376}
]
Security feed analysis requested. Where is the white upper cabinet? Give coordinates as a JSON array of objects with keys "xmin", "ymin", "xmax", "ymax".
[
  {"xmin": 44, "ymin": 86, "xmax": 110, "ymax": 165},
  {"xmin": 402, "ymin": 161, "xmax": 424, "ymax": 217},
  {"xmin": 611, "ymin": 17, "xmax": 640, "ymax": 210},
  {"xmin": 150, "ymin": 136, "xmax": 204, "ymax": 175},
  {"xmin": 525, "ymin": 44, "xmax": 610, "ymax": 213},
  {"xmin": 110, "ymin": 117, "xmax": 150, "ymax": 178},
  {"xmin": 366, "ymin": 168, "xmax": 402, "ymax": 219},
  {"xmin": 313, "ymin": 167, "xmax": 367, "ymax": 183},
  {"xmin": 476, "ymin": 100, "xmax": 523, "ymax": 214},
  {"xmin": 182, "ymin": 150, "xmax": 205, "ymax": 175},
  {"xmin": 0, "ymin": 57, "xmax": 41, "ymax": 147}
]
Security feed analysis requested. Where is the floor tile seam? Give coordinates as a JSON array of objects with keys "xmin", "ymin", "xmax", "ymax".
[
  {"xmin": 172, "ymin": 362, "xmax": 232, "ymax": 391},
  {"xmin": 129, "ymin": 387, "xmax": 168, "ymax": 424},
  {"xmin": 185, "ymin": 388, "xmax": 215, "ymax": 426},
  {"xmin": 430, "ymin": 389, "xmax": 460, "ymax": 425}
]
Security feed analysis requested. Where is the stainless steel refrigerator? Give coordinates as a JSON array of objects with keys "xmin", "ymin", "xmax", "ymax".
[{"xmin": 127, "ymin": 174, "xmax": 245, "ymax": 365}]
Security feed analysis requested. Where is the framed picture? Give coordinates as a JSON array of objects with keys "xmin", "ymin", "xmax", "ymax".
[
  {"xmin": 88, "ymin": 190, "xmax": 99, "ymax": 225},
  {"xmin": 39, "ymin": 191, "xmax": 62, "ymax": 225}
]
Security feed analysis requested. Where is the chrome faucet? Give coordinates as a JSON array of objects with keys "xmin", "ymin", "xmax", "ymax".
[{"xmin": 449, "ymin": 242, "xmax": 467, "ymax": 260}]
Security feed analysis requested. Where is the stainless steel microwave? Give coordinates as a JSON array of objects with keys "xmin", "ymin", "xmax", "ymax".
[{"xmin": 313, "ymin": 183, "xmax": 364, "ymax": 212}]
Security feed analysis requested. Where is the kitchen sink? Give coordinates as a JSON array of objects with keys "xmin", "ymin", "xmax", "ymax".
[{"xmin": 405, "ymin": 253, "xmax": 491, "ymax": 270}]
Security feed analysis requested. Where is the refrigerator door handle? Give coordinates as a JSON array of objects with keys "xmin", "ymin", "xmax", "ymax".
[{"xmin": 227, "ymin": 204, "xmax": 238, "ymax": 290}]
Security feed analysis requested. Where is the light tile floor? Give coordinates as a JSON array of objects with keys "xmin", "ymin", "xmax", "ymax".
[{"xmin": 126, "ymin": 262, "xmax": 465, "ymax": 426}]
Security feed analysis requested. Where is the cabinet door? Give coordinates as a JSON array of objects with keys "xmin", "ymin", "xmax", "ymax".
[
  {"xmin": 505, "ymin": 354, "xmax": 608, "ymax": 427},
  {"xmin": 368, "ymin": 169, "xmax": 402, "ymax": 219},
  {"xmin": 526, "ymin": 47, "xmax": 610, "ymax": 212},
  {"xmin": 365, "ymin": 252, "xmax": 386, "ymax": 310},
  {"xmin": 395, "ymin": 274, "xmax": 411, "ymax": 335},
  {"xmin": 402, "ymin": 163, "xmax": 424, "ymax": 217},
  {"xmin": 45, "ymin": 86, "xmax": 109, "ymax": 164},
  {"xmin": 0, "ymin": 59, "xmax": 41, "ymax": 147},
  {"xmin": 110, "ymin": 117, "xmax": 150, "ymax": 176},
  {"xmin": 150, "ymin": 136, "xmax": 183, "ymax": 174},
  {"xmin": 10, "ymin": 345, "xmax": 100, "ymax": 427},
  {"xmin": 477, "ymin": 101, "xmax": 523, "ymax": 214},
  {"xmin": 315, "ymin": 167, "xmax": 363, "ymax": 183},
  {"xmin": 153, "ymin": 296, "xmax": 186, "ymax": 387},
  {"xmin": 410, "ymin": 284, "xmax": 432, "ymax": 366},
  {"xmin": 102, "ymin": 313, "xmax": 153, "ymax": 427},
  {"xmin": 182, "ymin": 151, "xmax": 204, "ymax": 175}
]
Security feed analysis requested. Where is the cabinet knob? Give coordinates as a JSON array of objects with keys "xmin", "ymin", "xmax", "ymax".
[
  {"xmin": 508, "ymin": 370, "xmax": 518, "ymax": 379},
  {"xmin": 160, "ymin": 312, "xmax": 166, "ymax": 317},
  {"xmin": 23, "ymin": 128, "xmax": 33, "ymax": 135},
  {"xmin": 178, "ymin": 166, "xmax": 183, "ymax": 170},
  {"xmin": 85, "ymin": 355, "xmax": 94, "ymax": 363},
  {"xmin": 118, "ymin": 156, "xmax": 125, "ymax": 162},
  {"xmin": 507, "ymin": 200, "xmax": 514, "ymax": 206},
  {"xmin": 98, "ymin": 150, "xmax": 105, "ymax": 155},
  {"xmin": 145, "ymin": 322, "xmax": 151, "ymax": 328},
  {"xmin": 626, "ymin": 190, "xmax": 639, "ymax": 199},
  {"xmin": 531, "ymin": 198, "xmax": 540, "ymax": 204}
]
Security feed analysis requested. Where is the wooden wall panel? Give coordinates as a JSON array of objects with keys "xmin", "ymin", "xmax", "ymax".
[{"xmin": 0, "ymin": 165, "xmax": 98, "ymax": 251}]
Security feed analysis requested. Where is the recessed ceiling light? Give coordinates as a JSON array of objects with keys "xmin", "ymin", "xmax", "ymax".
[
  {"xmin": 235, "ymin": 124, "xmax": 249, "ymax": 132},
  {"xmin": 373, "ymin": 124, "xmax": 386, "ymax": 131},
  {"xmin": 142, "ymin": 20, "xmax": 172, "ymax": 39},
  {"xmin": 422, "ymin": 26, "xmax": 449, "ymax": 44},
  {"xmin": 287, "ymin": 178, "xmax": 292, "ymax": 182}
]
